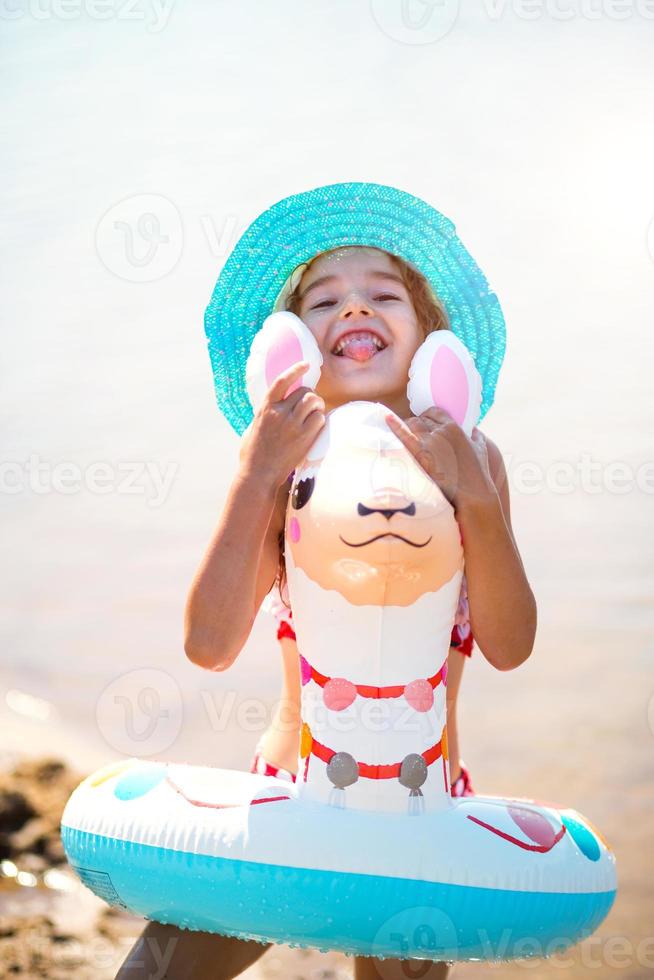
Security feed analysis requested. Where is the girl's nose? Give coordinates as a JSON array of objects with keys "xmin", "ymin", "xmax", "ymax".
[{"xmin": 339, "ymin": 292, "xmax": 373, "ymax": 319}]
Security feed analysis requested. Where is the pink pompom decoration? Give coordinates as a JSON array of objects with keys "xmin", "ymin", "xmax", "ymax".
[
  {"xmin": 323, "ymin": 678, "xmax": 357, "ymax": 711},
  {"xmin": 404, "ymin": 679, "xmax": 434, "ymax": 713}
]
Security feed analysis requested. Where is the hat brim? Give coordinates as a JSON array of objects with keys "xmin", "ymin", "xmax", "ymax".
[{"xmin": 205, "ymin": 182, "xmax": 505, "ymax": 435}]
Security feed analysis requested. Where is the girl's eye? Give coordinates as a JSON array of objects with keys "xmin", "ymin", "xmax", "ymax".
[
  {"xmin": 292, "ymin": 477, "xmax": 315, "ymax": 509},
  {"xmin": 310, "ymin": 293, "xmax": 400, "ymax": 310}
]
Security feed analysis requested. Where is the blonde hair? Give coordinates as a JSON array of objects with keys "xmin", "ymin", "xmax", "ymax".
[{"xmin": 275, "ymin": 246, "xmax": 450, "ymax": 607}]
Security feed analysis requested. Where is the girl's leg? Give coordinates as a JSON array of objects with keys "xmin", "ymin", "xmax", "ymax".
[
  {"xmin": 354, "ymin": 955, "xmax": 451, "ymax": 979},
  {"xmin": 115, "ymin": 922, "xmax": 270, "ymax": 980},
  {"xmin": 445, "ymin": 645, "xmax": 466, "ymax": 784},
  {"xmin": 255, "ymin": 635, "xmax": 301, "ymax": 774}
]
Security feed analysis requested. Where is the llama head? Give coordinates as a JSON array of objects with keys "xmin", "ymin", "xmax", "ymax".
[
  {"xmin": 246, "ymin": 312, "xmax": 480, "ymax": 606},
  {"xmin": 285, "ymin": 401, "xmax": 463, "ymax": 606}
]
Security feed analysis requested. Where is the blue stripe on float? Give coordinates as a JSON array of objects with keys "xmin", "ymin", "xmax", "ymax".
[{"xmin": 61, "ymin": 826, "xmax": 616, "ymax": 961}]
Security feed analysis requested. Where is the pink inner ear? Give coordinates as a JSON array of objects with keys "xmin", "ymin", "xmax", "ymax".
[
  {"xmin": 429, "ymin": 346, "xmax": 469, "ymax": 424},
  {"xmin": 265, "ymin": 329, "xmax": 304, "ymax": 396}
]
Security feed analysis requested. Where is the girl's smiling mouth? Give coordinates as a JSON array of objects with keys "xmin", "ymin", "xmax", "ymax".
[{"xmin": 331, "ymin": 329, "xmax": 388, "ymax": 362}]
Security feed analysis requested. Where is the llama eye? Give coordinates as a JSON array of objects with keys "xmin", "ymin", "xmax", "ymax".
[{"xmin": 292, "ymin": 477, "xmax": 315, "ymax": 510}]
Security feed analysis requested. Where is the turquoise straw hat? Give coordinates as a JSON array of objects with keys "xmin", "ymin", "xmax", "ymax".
[{"xmin": 204, "ymin": 181, "xmax": 506, "ymax": 435}]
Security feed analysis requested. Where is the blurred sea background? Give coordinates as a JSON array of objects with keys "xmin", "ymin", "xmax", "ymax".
[{"xmin": 1, "ymin": 3, "xmax": 653, "ymax": 976}]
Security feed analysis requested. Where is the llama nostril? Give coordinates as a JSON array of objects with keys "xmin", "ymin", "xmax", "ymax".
[{"xmin": 357, "ymin": 502, "xmax": 416, "ymax": 521}]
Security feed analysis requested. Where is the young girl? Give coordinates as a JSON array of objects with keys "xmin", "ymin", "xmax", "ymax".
[{"xmin": 116, "ymin": 183, "xmax": 536, "ymax": 980}]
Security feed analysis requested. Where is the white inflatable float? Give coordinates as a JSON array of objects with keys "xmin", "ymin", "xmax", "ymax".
[{"xmin": 61, "ymin": 315, "xmax": 616, "ymax": 962}]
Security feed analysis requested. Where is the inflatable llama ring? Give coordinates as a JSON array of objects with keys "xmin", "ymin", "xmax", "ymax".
[{"xmin": 60, "ymin": 315, "xmax": 616, "ymax": 962}]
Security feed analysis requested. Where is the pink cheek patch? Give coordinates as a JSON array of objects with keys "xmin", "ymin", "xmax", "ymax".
[
  {"xmin": 265, "ymin": 330, "xmax": 304, "ymax": 395},
  {"xmin": 289, "ymin": 517, "xmax": 301, "ymax": 542},
  {"xmin": 430, "ymin": 345, "xmax": 469, "ymax": 426}
]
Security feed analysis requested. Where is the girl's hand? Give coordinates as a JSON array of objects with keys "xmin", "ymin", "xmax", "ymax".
[
  {"xmin": 240, "ymin": 361, "xmax": 326, "ymax": 489},
  {"xmin": 385, "ymin": 408, "xmax": 497, "ymax": 511}
]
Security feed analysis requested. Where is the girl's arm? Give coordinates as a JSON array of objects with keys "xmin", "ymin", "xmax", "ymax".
[
  {"xmin": 184, "ymin": 361, "xmax": 324, "ymax": 672},
  {"xmin": 385, "ymin": 410, "xmax": 537, "ymax": 672},
  {"xmin": 184, "ymin": 470, "xmax": 289, "ymax": 672},
  {"xmin": 457, "ymin": 436, "xmax": 537, "ymax": 671}
]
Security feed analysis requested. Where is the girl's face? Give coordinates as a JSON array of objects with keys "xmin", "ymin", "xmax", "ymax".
[{"xmin": 295, "ymin": 247, "xmax": 422, "ymax": 418}]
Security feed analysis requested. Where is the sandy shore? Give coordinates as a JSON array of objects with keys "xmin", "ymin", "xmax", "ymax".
[
  {"xmin": 1, "ymin": 701, "xmax": 650, "ymax": 979},
  {"xmin": 0, "ymin": 752, "xmax": 350, "ymax": 979},
  {"xmin": 1, "ymin": 620, "xmax": 651, "ymax": 979}
]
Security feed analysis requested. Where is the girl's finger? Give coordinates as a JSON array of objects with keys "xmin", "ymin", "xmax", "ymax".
[
  {"xmin": 304, "ymin": 407, "xmax": 327, "ymax": 436},
  {"xmin": 386, "ymin": 413, "xmax": 421, "ymax": 446},
  {"xmin": 293, "ymin": 390, "xmax": 326, "ymax": 423},
  {"xmin": 468, "ymin": 430, "xmax": 489, "ymax": 472},
  {"xmin": 421, "ymin": 406, "xmax": 453, "ymax": 424},
  {"xmin": 265, "ymin": 360, "xmax": 310, "ymax": 402}
]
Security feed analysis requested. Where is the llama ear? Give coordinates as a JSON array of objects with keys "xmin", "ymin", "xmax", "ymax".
[
  {"xmin": 245, "ymin": 312, "xmax": 323, "ymax": 415},
  {"xmin": 407, "ymin": 332, "xmax": 482, "ymax": 436}
]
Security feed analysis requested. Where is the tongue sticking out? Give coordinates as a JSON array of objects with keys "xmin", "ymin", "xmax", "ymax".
[{"xmin": 338, "ymin": 337, "xmax": 380, "ymax": 362}]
